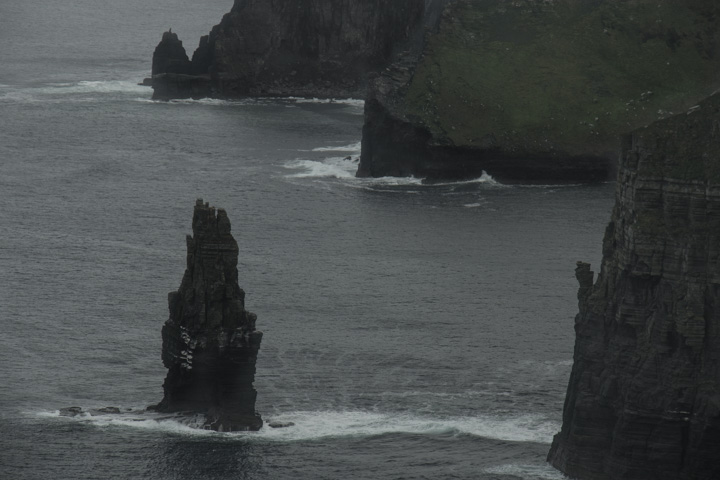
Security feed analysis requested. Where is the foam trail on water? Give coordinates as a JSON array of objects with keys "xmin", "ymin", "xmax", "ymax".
[
  {"xmin": 311, "ymin": 141, "xmax": 362, "ymax": 152},
  {"xmin": 259, "ymin": 411, "xmax": 558, "ymax": 443},
  {"xmin": 284, "ymin": 157, "xmax": 358, "ymax": 179},
  {"xmin": 426, "ymin": 171, "xmax": 500, "ymax": 187},
  {"xmin": 287, "ymin": 97, "xmax": 365, "ymax": 107},
  {"xmin": 1, "ymin": 80, "xmax": 150, "ymax": 103},
  {"xmin": 484, "ymin": 463, "xmax": 567, "ymax": 480},
  {"xmin": 37, "ymin": 409, "xmax": 559, "ymax": 444},
  {"xmin": 36, "ymin": 410, "xmax": 216, "ymax": 437},
  {"xmin": 34, "ymin": 80, "xmax": 149, "ymax": 96}
]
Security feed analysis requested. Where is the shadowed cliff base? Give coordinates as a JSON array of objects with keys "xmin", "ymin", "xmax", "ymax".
[
  {"xmin": 149, "ymin": 0, "xmax": 425, "ymax": 100},
  {"xmin": 149, "ymin": 199, "xmax": 263, "ymax": 432},
  {"xmin": 548, "ymin": 93, "xmax": 720, "ymax": 479},
  {"xmin": 358, "ymin": 0, "xmax": 720, "ymax": 183}
]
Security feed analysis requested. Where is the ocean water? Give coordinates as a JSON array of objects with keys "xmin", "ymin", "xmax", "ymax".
[{"xmin": 0, "ymin": 1, "xmax": 615, "ymax": 479}]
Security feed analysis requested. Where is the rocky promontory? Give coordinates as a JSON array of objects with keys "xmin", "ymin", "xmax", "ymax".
[
  {"xmin": 150, "ymin": 199, "xmax": 263, "ymax": 432},
  {"xmin": 548, "ymin": 94, "xmax": 720, "ymax": 479},
  {"xmin": 150, "ymin": 0, "xmax": 425, "ymax": 100},
  {"xmin": 358, "ymin": 0, "xmax": 720, "ymax": 182}
]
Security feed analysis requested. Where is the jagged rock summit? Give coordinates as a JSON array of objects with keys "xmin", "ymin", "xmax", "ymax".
[
  {"xmin": 149, "ymin": 0, "xmax": 425, "ymax": 100},
  {"xmin": 548, "ymin": 94, "xmax": 720, "ymax": 478},
  {"xmin": 151, "ymin": 199, "xmax": 263, "ymax": 432}
]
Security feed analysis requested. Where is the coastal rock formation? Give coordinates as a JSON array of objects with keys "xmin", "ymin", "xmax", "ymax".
[
  {"xmin": 150, "ymin": 0, "xmax": 425, "ymax": 100},
  {"xmin": 150, "ymin": 31, "xmax": 210, "ymax": 99},
  {"xmin": 548, "ymin": 94, "xmax": 720, "ymax": 479},
  {"xmin": 358, "ymin": 0, "xmax": 720, "ymax": 182},
  {"xmin": 151, "ymin": 199, "xmax": 263, "ymax": 432}
]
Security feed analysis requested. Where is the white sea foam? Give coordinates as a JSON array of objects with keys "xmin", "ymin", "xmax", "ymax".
[
  {"xmin": 37, "ymin": 409, "xmax": 217, "ymax": 436},
  {"xmin": 484, "ymin": 463, "xmax": 568, "ymax": 479},
  {"xmin": 38, "ymin": 80, "xmax": 149, "ymax": 95},
  {"xmin": 427, "ymin": 171, "xmax": 500, "ymax": 186},
  {"xmin": 0, "ymin": 80, "xmax": 150, "ymax": 103},
  {"xmin": 284, "ymin": 157, "xmax": 358, "ymax": 179},
  {"xmin": 287, "ymin": 97, "xmax": 365, "ymax": 107},
  {"xmin": 282, "ymin": 158, "xmax": 505, "ymax": 190},
  {"xmin": 38, "ymin": 408, "xmax": 558, "ymax": 444},
  {"xmin": 311, "ymin": 141, "xmax": 362, "ymax": 152}
]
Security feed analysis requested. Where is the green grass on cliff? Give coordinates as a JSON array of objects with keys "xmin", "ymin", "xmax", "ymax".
[{"xmin": 404, "ymin": 0, "xmax": 720, "ymax": 154}]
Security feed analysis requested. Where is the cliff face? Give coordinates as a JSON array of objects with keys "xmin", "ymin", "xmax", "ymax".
[
  {"xmin": 152, "ymin": 199, "xmax": 263, "ymax": 432},
  {"xmin": 548, "ymin": 94, "xmax": 720, "ymax": 479},
  {"xmin": 358, "ymin": 0, "xmax": 720, "ymax": 182},
  {"xmin": 151, "ymin": 0, "xmax": 425, "ymax": 100}
]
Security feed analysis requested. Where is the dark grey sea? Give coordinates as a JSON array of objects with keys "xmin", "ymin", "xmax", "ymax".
[{"xmin": 0, "ymin": 1, "xmax": 615, "ymax": 478}]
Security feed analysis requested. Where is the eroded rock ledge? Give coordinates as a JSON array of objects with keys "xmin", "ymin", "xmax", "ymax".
[
  {"xmin": 150, "ymin": 199, "xmax": 263, "ymax": 432},
  {"xmin": 150, "ymin": 0, "xmax": 425, "ymax": 100},
  {"xmin": 548, "ymin": 94, "xmax": 720, "ymax": 479}
]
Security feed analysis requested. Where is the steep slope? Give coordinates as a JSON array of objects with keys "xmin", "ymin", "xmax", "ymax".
[
  {"xmin": 548, "ymin": 93, "xmax": 720, "ymax": 479},
  {"xmin": 151, "ymin": 0, "xmax": 425, "ymax": 100},
  {"xmin": 358, "ymin": 0, "xmax": 720, "ymax": 182}
]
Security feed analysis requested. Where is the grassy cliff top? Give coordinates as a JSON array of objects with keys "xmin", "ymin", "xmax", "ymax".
[
  {"xmin": 631, "ymin": 92, "xmax": 720, "ymax": 183},
  {"xmin": 403, "ymin": 0, "xmax": 720, "ymax": 155}
]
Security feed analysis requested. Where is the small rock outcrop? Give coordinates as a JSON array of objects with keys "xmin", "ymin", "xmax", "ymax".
[
  {"xmin": 151, "ymin": 199, "xmax": 263, "ymax": 432},
  {"xmin": 548, "ymin": 94, "xmax": 720, "ymax": 479},
  {"xmin": 150, "ymin": 0, "xmax": 425, "ymax": 100},
  {"xmin": 358, "ymin": 0, "xmax": 720, "ymax": 182}
]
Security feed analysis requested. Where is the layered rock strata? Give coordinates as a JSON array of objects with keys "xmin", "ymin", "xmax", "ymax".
[
  {"xmin": 358, "ymin": 0, "xmax": 720, "ymax": 182},
  {"xmin": 151, "ymin": 199, "xmax": 263, "ymax": 432},
  {"xmin": 548, "ymin": 93, "xmax": 720, "ymax": 479},
  {"xmin": 150, "ymin": 0, "xmax": 425, "ymax": 100}
]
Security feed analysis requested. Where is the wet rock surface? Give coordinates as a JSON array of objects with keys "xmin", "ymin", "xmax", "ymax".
[
  {"xmin": 150, "ymin": 199, "xmax": 263, "ymax": 432},
  {"xmin": 548, "ymin": 94, "xmax": 720, "ymax": 479}
]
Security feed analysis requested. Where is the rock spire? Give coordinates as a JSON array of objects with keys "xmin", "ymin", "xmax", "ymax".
[{"xmin": 152, "ymin": 199, "xmax": 263, "ymax": 431}]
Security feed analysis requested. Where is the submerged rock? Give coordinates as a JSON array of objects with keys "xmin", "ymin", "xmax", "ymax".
[
  {"xmin": 150, "ymin": 199, "xmax": 263, "ymax": 432},
  {"xmin": 149, "ymin": 0, "xmax": 425, "ymax": 100},
  {"xmin": 548, "ymin": 94, "xmax": 720, "ymax": 479},
  {"xmin": 59, "ymin": 406, "xmax": 84, "ymax": 417},
  {"xmin": 268, "ymin": 421, "xmax": 295, "ymax": 429}
]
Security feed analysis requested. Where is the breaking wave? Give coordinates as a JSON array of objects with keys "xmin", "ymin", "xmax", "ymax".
[
  {"xmin": 283, "ymin": 155, "xmax": 500, "ymax": 190},
  {"xmin": 37, "ymin": 409, "xmax": 558, "ymax": 444},
  {"xmin": 311, "ymin": 141, "xmax": 362, "ymax": 152},
  {"xmin": 284, "ymin": 157, "xmax": 358, "ymax": 179}
]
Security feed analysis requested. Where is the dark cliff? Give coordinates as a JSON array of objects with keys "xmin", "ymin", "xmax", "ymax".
[
  {"xmin": 151, "ymin": 0, "xmax": 425, "ymax": 100},
  {"xmin": 358, "ymin": 0, "xmax": 720, "ymax": 182},
  {"xmin": 548, "ymin": 93, "xmax": 720, "ymax": 479},
  {"xmin": 152, "ymin": 199, "xmax": 263, "ymax": 432}
]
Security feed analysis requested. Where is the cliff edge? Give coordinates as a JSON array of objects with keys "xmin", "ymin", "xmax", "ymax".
[
  {"xmin": 358, "ymin": 0, "xmax": 720, "ymax": 182},
  {"xmin": 151, "ymin": 199, "xmax": 263, "ymax": 432},
  {"xmin": 548, "ymin": 94, "xmax": 720, "ymax": 479},
  {"xmin": 151, "ymin": 0, "xmax": 425, "ymax": 100}
]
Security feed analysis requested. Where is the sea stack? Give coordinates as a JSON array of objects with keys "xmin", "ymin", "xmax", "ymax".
[
  {"xmin": 548, "ymin": 94, "xmax": 720, "ymax": 478},
  {"xmin": 152, "ymin": 199, "xmax": 263, "ymax": 431},
  {"xmin": 149, "ymin": 0, "xmax": 425, "ymax": 100}
]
